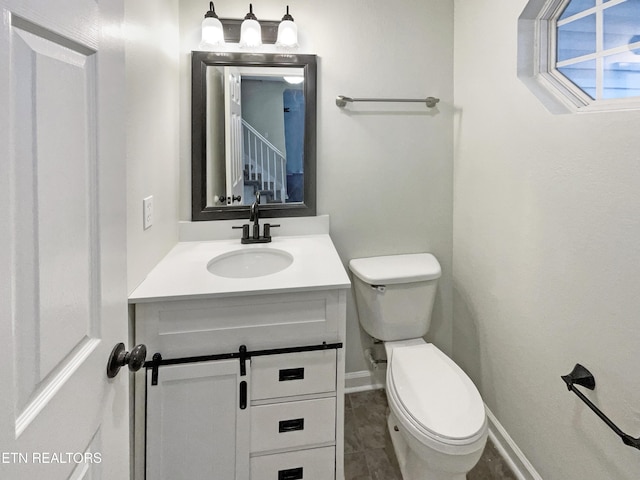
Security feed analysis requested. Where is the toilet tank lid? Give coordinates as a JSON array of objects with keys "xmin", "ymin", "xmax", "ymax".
[{"xmin": 349, "ymin": 253, "xmax": 441, "ymax": 285}]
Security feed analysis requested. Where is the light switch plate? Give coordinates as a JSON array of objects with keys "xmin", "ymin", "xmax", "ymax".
[{"xmin": 143, "ymin": 196, "xmax": 153, "ymax": 230}]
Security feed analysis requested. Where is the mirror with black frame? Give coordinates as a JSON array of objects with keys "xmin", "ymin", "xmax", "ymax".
[{"xmin": 192, "ymin": 52, "xmax": 317, "ymax": 220}]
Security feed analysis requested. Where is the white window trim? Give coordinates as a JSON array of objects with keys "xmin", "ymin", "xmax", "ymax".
[{"xmin": 518, "ymin": 0, "xmax": 640, "ymax": 113}]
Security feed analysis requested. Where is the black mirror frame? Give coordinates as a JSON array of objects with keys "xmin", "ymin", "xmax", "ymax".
[{"xmin": 191, "ymin": 51, "xmax": 317, "ymax": 221}]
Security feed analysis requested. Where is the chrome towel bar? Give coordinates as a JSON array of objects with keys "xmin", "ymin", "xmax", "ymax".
[
  {"xmin": 562, "ymin": 363, "xmax": 640, "ymax": 450},
  {"xmin": 336, "ymin": 95, "xmax": 440, "ymax": 108}
]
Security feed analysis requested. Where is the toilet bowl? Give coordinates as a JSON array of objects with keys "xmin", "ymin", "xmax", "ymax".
[
  {"xmin": 349, "ymin": 254, "xmax": 488, "ymax": 480},
  {"xmin": 385, "ymin": 339, "xmax": 487, "ymax": 480}
]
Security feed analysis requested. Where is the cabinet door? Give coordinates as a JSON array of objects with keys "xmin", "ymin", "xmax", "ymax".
[{"xmin": 145, "ymin": 359, "xmax": 250, "ymax": 480}]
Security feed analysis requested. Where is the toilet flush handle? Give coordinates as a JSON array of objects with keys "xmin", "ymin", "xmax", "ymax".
[{"xmin": 371, "ymin": 284, "xmax": 386, "ymax": 293}]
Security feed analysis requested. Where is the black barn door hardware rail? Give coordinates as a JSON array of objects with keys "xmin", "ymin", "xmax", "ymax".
[
  {"xmin": 146, "ymin": 341, "xmax": 343, "ymax": 386},
  {"xmin": 561, "ymin": 363, "xmax": 640, "ymax": 450}
]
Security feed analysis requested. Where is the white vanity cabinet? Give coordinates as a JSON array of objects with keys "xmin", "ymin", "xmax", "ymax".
[{"xmin": 132, "ymin": 288, "xmax": 347, "ymax": 480}]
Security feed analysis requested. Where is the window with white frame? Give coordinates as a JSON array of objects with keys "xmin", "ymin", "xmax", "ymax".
[{"xmin": 518, "ymin": 0, "xmax": 640, "ymax": 113}]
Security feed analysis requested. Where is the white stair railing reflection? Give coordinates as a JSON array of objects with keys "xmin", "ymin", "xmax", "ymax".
[{"xmin": 242, "ymin": 120, "xmax": 287, "ymax": 203}]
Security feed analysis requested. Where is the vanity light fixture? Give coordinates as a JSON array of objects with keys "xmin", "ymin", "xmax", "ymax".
[
  {"xmin": 240, "ymin": 4, "xmax": 262, "ymax": 48},
  {"xmin": 200, "ymin": 2, "xmax": 225, "ymax": 49},
  {"xmin": 276, "ymin": 6, "xmax": 298, "ymax": 50}
]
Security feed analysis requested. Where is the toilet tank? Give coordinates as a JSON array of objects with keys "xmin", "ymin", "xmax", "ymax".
[{"xmin": 349, "ymin": 254, "xmax": 441, "ymax": 341}]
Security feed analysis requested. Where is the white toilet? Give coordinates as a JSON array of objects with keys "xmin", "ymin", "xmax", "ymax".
[{"xmin": 349, "ymin": 253, "xmax": 488, "ymax": 480}]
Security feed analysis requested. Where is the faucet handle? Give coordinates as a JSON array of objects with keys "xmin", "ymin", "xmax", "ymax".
[
  {"xmin": 263, "ymin": 223, "xmax": 280, "ymax": 239},
  {"xmin": 232, "ymin": 224, "xmax": 250, "ymax": 240}
]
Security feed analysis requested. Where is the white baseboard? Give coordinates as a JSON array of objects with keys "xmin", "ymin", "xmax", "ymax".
[
  {"xmin": 485, "ymin": 406, "xmax": 543, "ymax": 480},
  {"xmin": 344, "ymin": 372, "xmax": 542, "ymax": 479},
  {"xmin": 344, "ymin": 370, "xmax": 384, "ymax": 394}
]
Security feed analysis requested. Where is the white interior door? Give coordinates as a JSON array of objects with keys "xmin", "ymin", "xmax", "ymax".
[
  {"xmin": 224, "ymin": 67, "xmax": 244, "ymax": 204},
  {"xmin": 0, "ymin": 0, "xmax": 129, "ymax": 478}
]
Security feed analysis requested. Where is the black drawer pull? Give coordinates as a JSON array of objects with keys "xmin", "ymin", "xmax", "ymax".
[
  {"xmin": 239, "ymin": 381, "xmax": 247, "ymax": 410},
  {"xmin": 278, "ymin": 467, "xmax": 303, "ymax": 480},
  {"xmin": 279, "ymin": 367, "xmax": 305, "ymax": 381},
  {"xmin": 279, "ymin": 418, "xmax": 305, "ymax": 433}
]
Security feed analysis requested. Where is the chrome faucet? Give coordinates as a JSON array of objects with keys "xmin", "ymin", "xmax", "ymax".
[{"xmin": 233, "ymin": 191, "xmax": 280, "ymax": 244}]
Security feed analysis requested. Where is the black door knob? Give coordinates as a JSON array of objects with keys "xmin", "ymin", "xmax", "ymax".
[{"xmin": 107, "ymin": 343, "xmax": 147, "ymax": 378}]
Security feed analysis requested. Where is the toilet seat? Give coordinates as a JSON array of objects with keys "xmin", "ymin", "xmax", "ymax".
[{"xmin": 387, "ymin": 342, "xmax": 486, "ymax": 448}]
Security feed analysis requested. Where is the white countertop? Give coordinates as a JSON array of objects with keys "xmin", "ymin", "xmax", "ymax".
[{"xmin": 128, "ymin": 234, "xmax": 351, "ymax": 303}]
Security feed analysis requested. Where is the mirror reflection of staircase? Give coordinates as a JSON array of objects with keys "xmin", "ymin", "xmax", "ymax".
[
  {"xmin": 243, "ymin": 165, "xmax": 284, "ymax": 203},
  {"xmin": 243, "ymin": 119, "xmax": 288, "ymax": 204}
]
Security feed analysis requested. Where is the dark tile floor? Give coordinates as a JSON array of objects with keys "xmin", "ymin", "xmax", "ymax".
[{"xmin": 344, "ymin": 390, "xmax": 518, "ymax": 480}]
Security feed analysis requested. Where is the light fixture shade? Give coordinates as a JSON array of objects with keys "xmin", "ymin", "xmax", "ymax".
[
  {"xmin": 240, "ymin": 4, "xmax": 262, "ymax": 48},
  {"xmin": 276, "ymin": 6, "xmax": 298, "ymax": 49},
  {"xmin": 276, "ymin": 21, "xmax": 298, "ymax": 49},
  {"xmin": 200, "ymin": 2, "xmax": 225, "ymax": 48}
]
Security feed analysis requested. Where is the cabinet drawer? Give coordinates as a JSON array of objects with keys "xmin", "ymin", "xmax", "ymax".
[
  {"xmin": 251, "ymin": 447, "xmax": 335, "ymax": 480},
  {"xmin": 251, "ymin": 398, "xmax": 336, "ymax": 453},
  {"xmin": 251, "ymin": 350, "xmax": 336, "ymax": 401}
]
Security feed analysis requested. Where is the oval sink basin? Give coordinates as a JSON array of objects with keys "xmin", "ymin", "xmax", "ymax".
[{"xmin": 207, "ymin": 248, "xmax": 294, "ymax": 278}]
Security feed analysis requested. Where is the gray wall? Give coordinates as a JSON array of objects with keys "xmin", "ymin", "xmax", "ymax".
[
  {"xmin": 125, "ymin": 0, "xmax": 180, "ymax": 293},
  {"xmin": 242, "ymin": 79, "xmax": 290, "ymax": 154},
  {"xmin": 453, "ymin": 1, "xmax": 640, "ymax": 478},
  {"xmin": 177, "ymin": 0, "xmax": 455, "ymax": 374}
]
